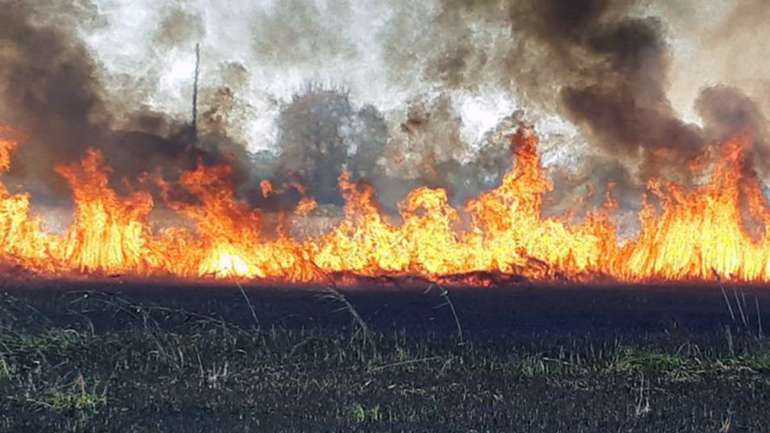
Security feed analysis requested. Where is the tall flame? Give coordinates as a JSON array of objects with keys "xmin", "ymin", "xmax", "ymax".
[{"xmin": 0, "ymin": 123, "xmax": 768, "ymax": 284}]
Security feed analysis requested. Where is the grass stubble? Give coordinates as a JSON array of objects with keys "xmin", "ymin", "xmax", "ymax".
[{"xmin": 0, "ymin": 284, "xmax": 768, "ymax": 433}]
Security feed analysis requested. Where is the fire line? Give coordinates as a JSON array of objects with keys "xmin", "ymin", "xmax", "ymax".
[{"xmin": 1, "ymin": 124, "xmax": 768, "ymax": 283}]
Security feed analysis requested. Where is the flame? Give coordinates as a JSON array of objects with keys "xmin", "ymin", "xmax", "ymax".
[
  {"xmin": 294, "ymin": 197, "xmax": 317, "ymax": 217},
  {"xmin": 52, "ymin": 150, "xmax": 158, "ymax": 274},
  {"xmin": 623, "ymin": 134, "xmax": 770, "ymax": 281},
  {"xmin": 0, "ymin": 128, "xmax": 51, "ymax": 267},
  {"xmin": 0, "ymin": 126, "xmax": 17, "ymax": 171},
  {"xmin": 1, "ymin": 122, "xmax": 770, "ymax": 284},
  {"xmin": 260, "ymin": 180, "xmax": 273, "ymax": 198}
]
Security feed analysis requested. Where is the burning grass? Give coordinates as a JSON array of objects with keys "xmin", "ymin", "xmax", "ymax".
[{"xmin": 4, "ymin": 125, "xmax": 770, "ymax": 284}]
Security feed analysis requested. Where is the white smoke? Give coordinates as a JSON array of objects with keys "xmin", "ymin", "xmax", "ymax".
[
  {"xmin": 70, "ymin": 0, "xmax": 569, "ymax": 164},
  {"xmin": 58, "ymin": 0, "xmax": 770, "ymax": 189}
]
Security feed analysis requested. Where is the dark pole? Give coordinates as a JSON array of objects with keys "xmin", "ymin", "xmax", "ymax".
[{"xmin": 192, "ymin": 43, "xmax": 200, "ymax": 144}]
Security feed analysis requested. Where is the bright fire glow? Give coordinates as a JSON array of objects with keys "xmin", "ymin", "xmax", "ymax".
[{"xmin": 0, "ymin": 124, "xmax": 768, "ymax": 284}]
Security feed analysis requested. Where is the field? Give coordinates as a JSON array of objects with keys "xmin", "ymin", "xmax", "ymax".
[{"xmin": 1, "ymin": 279, "xmax": 769, "ymax": 433}]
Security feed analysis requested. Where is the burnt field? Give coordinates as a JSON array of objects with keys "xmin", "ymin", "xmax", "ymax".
[{"xmin": 1, "ymin": 279, "xmax": 769, "ymax": 433}]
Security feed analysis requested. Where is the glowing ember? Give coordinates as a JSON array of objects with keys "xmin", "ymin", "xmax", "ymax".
[{"xmin": 0, "ymin": 123, "xmax": 768, "ymax": 283}]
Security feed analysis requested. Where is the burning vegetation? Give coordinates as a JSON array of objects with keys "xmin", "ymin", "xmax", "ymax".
[
  {"xmin": 1, "ymin": 124, "xmax": 770, "ymax": 284},
  {"xmin": 2, "ymin": 0, "xmax": 770, "ymax": 285}
]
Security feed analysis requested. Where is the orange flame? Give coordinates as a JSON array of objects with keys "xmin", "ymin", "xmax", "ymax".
[
  {"xmin": 0, "ymin": 123, "xmax": 768, "ymax": 284},
  {"xmin": 52, "ymin": 150, "xmax": 158, "ymax": 274},
  {"xmin": 294, "ymin": 197, "xmax": 317, "ymax": 217},
  {"xmin": 259, "ymin": 180, "xmax": 273, "ymax": 198}
]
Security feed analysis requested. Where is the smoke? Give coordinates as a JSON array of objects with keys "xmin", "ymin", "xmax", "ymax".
[
  {"xmin": 413, "ymin": 0, "xmax": 770, "ymax": 193},
  {"xmin": 268, "ymin": 86, "xmax": 388, "ymax": 206},
  {"xmin": 153, "ymin": 5, "xmax": 205, "ymax": 49},
  {"xmin": 696, "ymin": 85, "xmax": 770, "ymax": 177},
  {"xmin": 420, "ymin": 0, "xmax": 706, "ymax": 185},
  {"xmin": 0, "ymin": 0, "xmax": 250, "ymax": 205},
  {"xmin": 0, "ymin": 1, "xmax": 111, "ymax": 198},
  {"xmin": 1, "ymin": 0, "xmax": 770, "ymax": 217}
]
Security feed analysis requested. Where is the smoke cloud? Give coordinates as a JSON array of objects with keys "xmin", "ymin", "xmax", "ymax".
[
  {"xmin": 0, "ymin": 0, "xmax": 769, "ymax": 217},
  {"xmin": 0, "ymin": 0, "xmax": 253, "ymax": 206}
]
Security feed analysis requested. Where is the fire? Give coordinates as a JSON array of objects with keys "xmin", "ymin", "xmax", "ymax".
[
  {"xmin": 623, "ymin": 134, "xmax": 770, "ymax": 281},
  {"xmin": 1, "ymin": 122, "xmax": 769, "ymax": 284},
  {"xmin": 0, "ymin": 127, "xmax": 51, "ymax": 268},
  {"xmin": 294, "ymin": 197, "xmax": 317, "ymax": 217},
  {"xmin": 52, "ymin": 150, "xmax": 158, "ymax": 274},
  {"xmin": 0, "ymin": 125, "xmax": 16, "ymax": 171},
  {"xmin": 260, "ymin": 180, "xmax": 273, "ymax": 198}
]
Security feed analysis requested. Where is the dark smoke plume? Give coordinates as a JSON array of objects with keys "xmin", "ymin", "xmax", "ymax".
[
  {"xmin": 696, "ymin": 85, "xmax": 770, "ymax": 176},
  {"xmin": 2, "ymin": 0, "xmax": 770, "ymax": 219},
  {"xmin": 536, "ymin": 1, "xmax": 703, "ymax": 179},
  {"xmin": 422, "ymin": 0, "xmax": 699, "ymax": 182},
  {"xmin": 0, "ymin": 1, "xmax": 250, "ymax": 204},
  {"xmin": 420, "ymin": 0, "xmax": 770, "ymax": 189},
  {"xmin": 0, "ymin": 1, "xmax": 111, "ymax": 198}
]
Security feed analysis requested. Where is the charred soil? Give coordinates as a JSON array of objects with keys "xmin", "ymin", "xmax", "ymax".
[{"xmin": 0, "ymin": 281, "xmax": 769, "ymax": 432}]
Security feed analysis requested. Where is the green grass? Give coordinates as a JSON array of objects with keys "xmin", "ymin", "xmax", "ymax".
[
  {"xmin": 12, "ymin": 375, "xmax": 107, "ymax": 413},
  {"xmin": 611, "ymin": 350, "xmax": 689, "ymax": 373}
]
